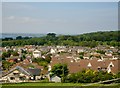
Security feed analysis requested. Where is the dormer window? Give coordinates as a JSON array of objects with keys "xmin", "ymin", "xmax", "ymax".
[
  {"xmin": 87, "ymin": 62, "xmax": 92, "ymax": 68},
  {"xmin": 109, "ymin": 62, "xmax": 114, "ymax": 67},
  {"xmin": 97, "ymin": 66, "xmax": 101, "ymax": 70},
  {"xmin": 110, "ymin": 65, "xmax": 112, "ymax": 67}
]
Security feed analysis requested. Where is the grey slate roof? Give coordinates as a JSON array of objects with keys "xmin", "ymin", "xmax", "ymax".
[
  {"xmin": 27, "ymin": 68, "xmax": 41, "ymax": 76},
  {"xmin": 2, "ymin": 66, "xmax": 31, "ymax": 77}
]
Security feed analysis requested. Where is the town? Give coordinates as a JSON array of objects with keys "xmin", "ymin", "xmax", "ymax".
[
  {"xmin": 0, "ymin": 44, "xmax": 119, "ymax": 83},
  {"xmin": 1, "ymin": 1, "xmax": 120, "ymax": 87}
]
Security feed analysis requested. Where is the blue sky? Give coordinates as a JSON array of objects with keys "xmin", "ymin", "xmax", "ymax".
[{"xmin": 2, "ymin": 2, "xmax": 118, "ymax": 34}]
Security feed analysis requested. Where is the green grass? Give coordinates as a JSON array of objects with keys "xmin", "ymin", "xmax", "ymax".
[
  {"xmin": 2, "ymin": 82, "xmax": 84, "ymax": 86},
  {"xmin": 87, "ymin": 83, "xmax": 120, "ymax": 86},
  {"xmin": 1, "ymin": 82, "xmax": 120, "ymax": 87}
]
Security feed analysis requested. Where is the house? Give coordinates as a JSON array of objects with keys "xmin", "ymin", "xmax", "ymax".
[
  {"xmin": 50, "ymin": 56, "xmax": 119, "ymax": 74},
  {"xmin": 7, "ymin": 57, "xmax": 20, "ymax": 63},
  {"xmin": 107, "ymin": 62, "xmax": 114, "ymax": 73},
  {"xmin": 1, "ymin": 66, "xmax": 41, "ymax": 83},
  {"xmin": 27, "ymin": 68, "xmax": 41, "ymax": 80},
  {"xmin": 105, "ymin": 52, "xmax": 112, "ymax": 57},
  {"xmin": 77, "ymin": 49, "xmax": 84, "ymax": 53},
  {"xmin": 33, "ymin": 50, "xmax": 41, "ymax": 58},
  {"xmin": 1, "ymin": 66, "xmax": 30, "ymax": 83},
  {"xmin": 48, "ymin": 65, "xmax": 51, "ymax": 72},
  {"xmin": 50, "ymin": 48, "xmax": 57, "ymax": 54},
  {"xmin": 50, "ymin": 75, "xmax": 61, "ymax": 83}
]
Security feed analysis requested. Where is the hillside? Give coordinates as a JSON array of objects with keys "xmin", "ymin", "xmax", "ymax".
[
  {"xmin": 78, "ymin": 31, "xmax": 119, "ymax": 41},
  {"xmin": 1, "ymin": 31, "xmax": 120, "ymax": 47}
]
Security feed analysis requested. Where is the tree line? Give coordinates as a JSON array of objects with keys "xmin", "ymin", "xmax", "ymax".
[{"xmin": 1, "ymin": 31, "xmax": 120, "ymax": 47}]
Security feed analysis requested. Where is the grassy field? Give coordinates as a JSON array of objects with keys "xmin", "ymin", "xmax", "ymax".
[
  {"xmin": 1, "ymin": 82, "xmax": 120, "ymax": 87},
  {"xmin": 2, "ymin": 82, "xmax": 84, "ymax": 86}
]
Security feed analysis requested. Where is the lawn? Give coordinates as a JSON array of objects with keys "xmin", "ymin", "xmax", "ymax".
[
  {"xmin": 1, "ymin": 82, "xmax": 120, "ymax": 88},
  {"xmin": 2, "ymin": 82, "xmax": 84, "ymax": 86}
]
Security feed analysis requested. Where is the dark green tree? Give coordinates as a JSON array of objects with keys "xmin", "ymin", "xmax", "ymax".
[
  {"xmin": 16, "ymin": 36, "xmax": 23, "ymax": 40},
  {"xmin": 51, "ymin": 63, "xmax": 69, "ymax": 82},
  {"xmin": 2, "ymin": 61, "xmax": 14, "ymax": 70},
  {"xmin": 47, "ymin": 33, "xmax": 56, "ymax": 37}
]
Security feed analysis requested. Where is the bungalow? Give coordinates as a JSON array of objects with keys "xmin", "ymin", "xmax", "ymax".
[
  {"xmin": 1, "ymin": 66, "xmax": 41, "ymax": 83},
  {"xmin": 50, "ymin": 56, "xmax": 119, "ymax": 74},
  {"xmin": 1, "ymin": 66, "xmax": 30, "ymax": 83}
]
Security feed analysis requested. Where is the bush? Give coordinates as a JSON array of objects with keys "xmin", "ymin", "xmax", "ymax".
[{"xmin": 65, "ymin": 69, "xmax": 115, "ymax": 83}]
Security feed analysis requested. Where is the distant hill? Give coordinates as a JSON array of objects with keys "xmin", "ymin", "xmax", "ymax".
[
  {"xmin": 76, "ymin": 31, "xmax": 119, "ymax": 41},
  {"xmin": 1, "ymin": 30, "xmax": 119, "ymax": 47}
]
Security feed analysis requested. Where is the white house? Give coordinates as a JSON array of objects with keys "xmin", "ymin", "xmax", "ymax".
[
  {"xmin": 105, "ymin": 52, "xmax": 112, "ymax": 57},
  {"xmin": 50, "ymin": 75, "xmax": 61, "ymax": 83},
  {"xmin": 50, "ymin": 48, "xmax": 56, "ymax": 54},
  {"xmin": 48, "ymin": 65, "xmax": 51, "ymax": 71},
  {"xmin": 1, "ymin": 66, "xmax": 30, "ymax": 83},
  {"xmin": 1, "ymin": 66, "xmax": 41, "ymax": 83},
  {"xmin": 33, "ymin": 50, "xmax": 41, "ymax": 58},
  {"xmin": 107, "ymin": 62, "xmax": 114, "ymax": 73},
  {"xmin": 112, "ymin": 56, "xmax": 118, "ymax": 60},
  {"xmin": 77, "ymin": 49, "xmax": 84, "ymax": 53}
]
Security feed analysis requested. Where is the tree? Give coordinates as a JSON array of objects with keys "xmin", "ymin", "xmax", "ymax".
[
  {"xmin": 2, "ymin": 52, "xmax": 11, "ymax": 60},
  {"xmin": 66, "ymin": 73, "xmax": 77, "ymax": 83},
  {"xmin": 46, "ymin": 33, "xmax": 57, "ymax": 42},
  {"xmin": 65, "ymin": 69, "xmax": 115, "ymax": 83},
  {"xmin": 11, "ymin": 51, "xmax": 19, "ymax": 56},
  {"xmin": 115, "ymin": 71, "xmax": 120, "ymax": 83},
  {"xmin": 16, "ymin": 36, "xmax": 23, "ymax": 40},
  {"xmin": 51, "ymin": 63, "xmax": 69, "ymax": 82},
  {"xmin": 45, "ymin": 54, "xmax": 52, "ymax": 63},
  {"xmin": 2, "ymin": 61, "xmax": 14, "ymax": 70},
  {"xmin": 79, "ymin": 55, "xmax": 83, "ymax": 59},
  {"xmin": 2, "ymin": 31, "xmax": 120, "ymax": 47},
  {"xmin": 96, "ymin": 50, "xmax": 105, "ymax": 54},
  {"xmin": 47, "ymin": 33, "xmax": 56, "ymax": 37},
  {"xmin": 2, "ymin": 37, "xmax": 13, "ymax": 41}
]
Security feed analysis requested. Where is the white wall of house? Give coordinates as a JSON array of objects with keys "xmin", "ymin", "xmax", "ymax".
[
  {"xmin": 48, "ymin": 65, "xmax": 51, "ymax": 71},
  {"xmin": 33, "ymin": 50, "xmax": 41, "ymax": 58},
  {"xmin": 50, "ymin": 49, "xmax": 56, "ymax": 54},
  {"xmin": 2, "ymin": 70, "xmax": 30, "ymax": 83},
  {"xmin": 50, "ymin": 76, "xmax": 61, "ymax": 83}
]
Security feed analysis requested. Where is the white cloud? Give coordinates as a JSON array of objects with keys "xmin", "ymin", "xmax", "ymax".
[
  {"xmin": 6, "ymin": 16, "xmax": 15, "ymax": 20},
  {"xmin": 5, "ymin": 16, "xmax": 39, "ymax": 23},
  {"xmin": 5, "ymin": 16, "xmax": 68, "ymax": 25},
  {"xmin": 21, "ymin": 17, "xmax": 32, "ymax": 23}
]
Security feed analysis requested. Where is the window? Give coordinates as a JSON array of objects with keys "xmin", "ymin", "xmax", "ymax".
[
  {"xmin": 98, "ymin": 67, "xmax": 101, "ymax": 70},
  {"xmin": 10, "ymin": 77, "xmax": 15, "ymax": 80},
  {"xmin": 19, "ymin": 77, "xmax": 26, "ymax": 80},
  {"xmin": 97, "ymin": 67, "xmax": 101, "ymax": 71},
  {"xmin": 13, "ymin": 73, "xmax": 19, "ymax": 76},
  {"xmin": 110, "ymin": 65, "xmax": 113, "ymax": 67}
]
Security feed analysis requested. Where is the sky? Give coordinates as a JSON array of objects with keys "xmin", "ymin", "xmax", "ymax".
[{"xmin": 2, "ymin": 2, "xmax": 118, "ymax": 34}]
